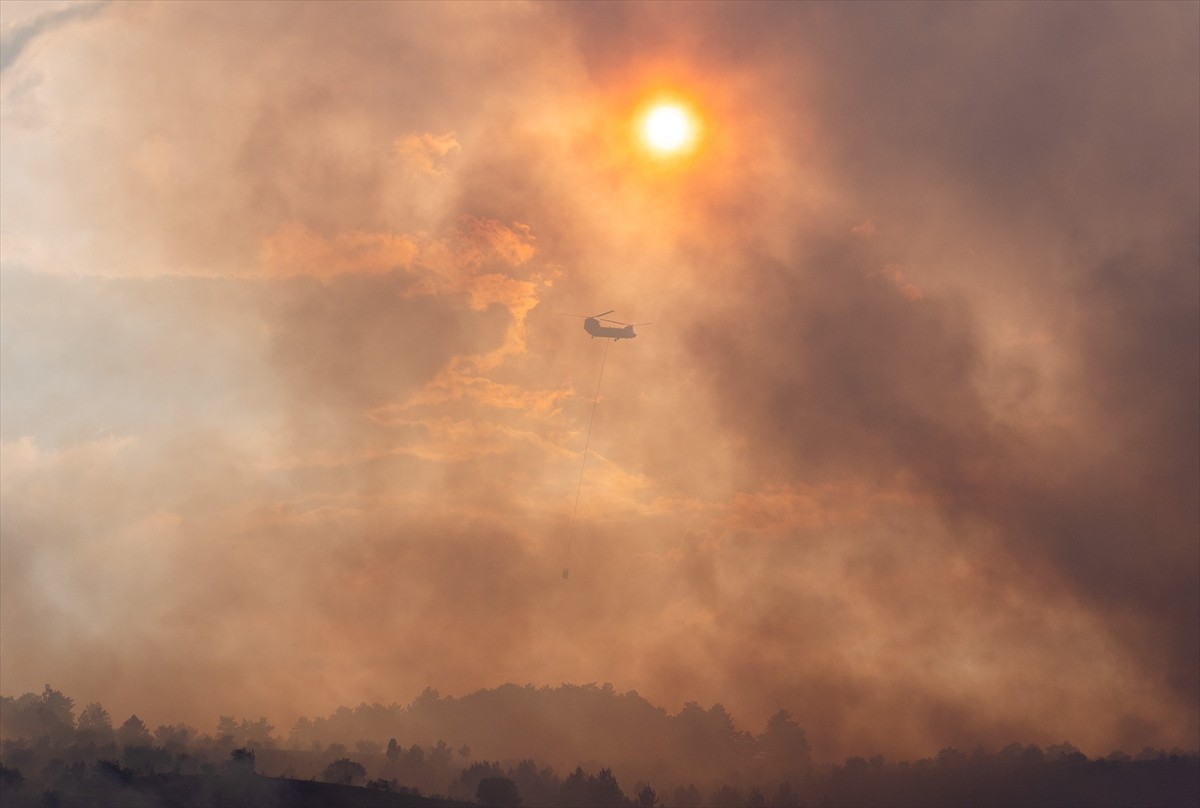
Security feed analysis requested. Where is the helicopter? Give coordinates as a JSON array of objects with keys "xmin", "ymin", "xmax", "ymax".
[{"xmin": 560, "ymin": 310, "xmax": 652, "ymax": 340}]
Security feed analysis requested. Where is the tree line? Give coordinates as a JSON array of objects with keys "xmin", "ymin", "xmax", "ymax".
[{"xmin": 2, "ymin": 684, "xmax": 1196, "ymax": 807}]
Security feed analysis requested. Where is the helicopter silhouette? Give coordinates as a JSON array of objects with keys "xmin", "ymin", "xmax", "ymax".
[{"xmin": 560, "ymin": 310, "xmax": 652, "ymax": 340}]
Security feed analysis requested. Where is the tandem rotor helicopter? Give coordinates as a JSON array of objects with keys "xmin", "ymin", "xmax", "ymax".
[
  {"xmin": 559, "ymin": 310, "xmax": 652, "ymax": 340},
  {"xmin": 558, "ymin": 307, "xmax": 651, "ymax": 581}
]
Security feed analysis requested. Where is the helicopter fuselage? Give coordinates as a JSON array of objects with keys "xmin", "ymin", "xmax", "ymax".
[{"xmin": 584, "ymin": 318, "xmax": 637, "ymax": 340}]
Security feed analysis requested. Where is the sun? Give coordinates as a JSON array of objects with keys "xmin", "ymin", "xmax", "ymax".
[{"xmin": 639, "ymin": 101, "xmax": 698, "ymax": 156}]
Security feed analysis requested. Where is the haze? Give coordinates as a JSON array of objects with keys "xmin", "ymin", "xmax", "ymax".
[{"xmin": 1, "ymin": 1, "xmax": 1197, "ymax": 764}]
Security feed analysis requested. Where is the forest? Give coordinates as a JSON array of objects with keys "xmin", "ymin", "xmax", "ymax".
[{"xmin": 1, "ymin": 684, "xmax": 1196, "ymax": 807}]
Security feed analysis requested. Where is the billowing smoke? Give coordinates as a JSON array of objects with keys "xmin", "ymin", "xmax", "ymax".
[{"xmin": 1, "ymin": 0, "xmax": 1195, "ymax": 763}]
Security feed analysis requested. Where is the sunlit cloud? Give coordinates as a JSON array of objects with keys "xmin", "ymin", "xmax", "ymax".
[
  {"xmin": 393, "ymin": 131, "xmax": 461, "ymax": 177},
  {"xmin": 260, "ymin": 223, "xmax": 419, "ymax": 281}
]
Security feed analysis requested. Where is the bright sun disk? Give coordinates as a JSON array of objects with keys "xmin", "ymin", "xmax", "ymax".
[{"xmin": 641, "ymin": 103, "xmax": 694, "ymax": 154}]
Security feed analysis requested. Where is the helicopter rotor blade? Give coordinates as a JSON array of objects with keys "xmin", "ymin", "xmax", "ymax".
[
  {"xmin": 560, "ymin": 310, "xmax": 616, "ymax": 320},
  {"xmin": 599, "ymin": 318, "xmax": 653, "ymax": 327}
]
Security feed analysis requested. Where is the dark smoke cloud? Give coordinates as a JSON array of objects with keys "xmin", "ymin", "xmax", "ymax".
[{"xmin": 556, "ymin": 0, "xmax": 1200, "ymax": 751}]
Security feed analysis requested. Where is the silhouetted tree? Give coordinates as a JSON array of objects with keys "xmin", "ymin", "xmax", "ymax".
[
  {"xmin": 124, "ymin": 743, "xmax": 173, "ymax": 775},
  {"xmin": 561, "ymin": 766, "xmax": 628, "ymax": 808},
  {"xmin": 322, "ymin": 757, "xmax": 366, "ymax": 786},
  {"xmin": 453, "ymin": 760, "xmax": 506, "ymax": 801},
  {"xmin": 673, "ymin": 701, "xmax": 752, "ymax": 778},
  {"xmin": 242, "ymin": 717, "xmax": 277, "ymax": 748},
  {"xmin": 154, "ymin": 723, "xmax": 194, "ymax": 754},
  {"xmin": 229, "ymin": 748, "xmax": 256, "ymax": 775},
  {"xmin": 770, "ymin": 781, "xmax": 802, "ymax": 808},
  {"xmin": 287, "ymin": 715, "xmax": 321, "ymax": 750},
  {"xmin": 636, "ymin": 783, "xmax": 659, "ymax": 807},
  {"xmin": 508, "ymin": 759, "xmax": 561, "ymax": 807},
  {"xmin": 216, "ymin": 715, "xmax": 238, "ymax": 740},
  {"xmin": 0, "ymin": 686, "xmax": 76, "ymax": 745},
  {"xmin": 116, "ymin": 714, "xmax": 152, "ymax": 749},
  {"xmin": 0, "ymin": 762, "xmax": 25, "ymax": 789},
  {"xmin": 560, "ymin": 768, "xmax": 590, "ymax": 807},
  {"xmin": 76, "ymin": 703, "xmax": 115, "ymax": 747},
  {"xmin": 711, "ymin": 783, "xmax": 743, "ymax": 807},
  {"xmin": 1046, "ymin": 741, "xmax": 1086, "ymax": 763},
  {"xmin": 590, "ymin": 763, "xmax": 628, "ymax": 801},
  {"xmin": 94, "ymin": 758, "xmax": 133, "ymax": 785},
  {"xmin": 758, "ymin": 710, "xmax": 812, "ymax": 778},
  {"xmin": 672, "ymin": 783, "xmax": 702, "ymax": 808},
  {"xmin": 38, "ymin": 686, "xmax": 76, "ymax": 744},
  {"xmin": 430, "ymin": 739, "xmax": 453, "ymax": 767},
  {"xmin": 355, "ymin": 738, "xmax": 382, "ymax": 756},
  {"xmin": 478, "ymin": 775, "xmax": 522, "ymax": 807}
]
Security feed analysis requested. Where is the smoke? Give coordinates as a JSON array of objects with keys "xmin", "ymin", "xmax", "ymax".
[{"xmin": 1, "ymin": 0, "xmax": 1196, "ymax": 762}]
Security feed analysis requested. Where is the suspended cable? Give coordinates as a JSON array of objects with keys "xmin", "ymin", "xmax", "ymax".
[{"xmin": 563, "ymin": 338, "xmax": 611, "ymax": 580}]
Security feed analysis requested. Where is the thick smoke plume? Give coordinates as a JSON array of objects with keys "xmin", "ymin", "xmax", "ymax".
[{"xmin": 1, "ymin": 1, "xmax": 1196, "ymax": 764}]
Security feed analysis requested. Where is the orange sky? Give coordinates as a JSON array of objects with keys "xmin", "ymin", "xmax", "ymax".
[{"xmin": 1, "ymin": 1, "xmax": 1197, "ymax": 762}]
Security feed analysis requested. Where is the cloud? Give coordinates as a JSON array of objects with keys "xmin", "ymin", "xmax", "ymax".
[
  {"xmin": 0, "ymin": 1, "xmax": 104, "ymax": 75},
  {"xmin": 394, "ymin": 131, "xmax": 461, "ymax": 177},
  {"xmin": 260, "ymin": 223, "xmax": 419, "ymax": 281},
  {"xmin": 397, "ymin": 375, "xmax": 571, "ymax": 415}
]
